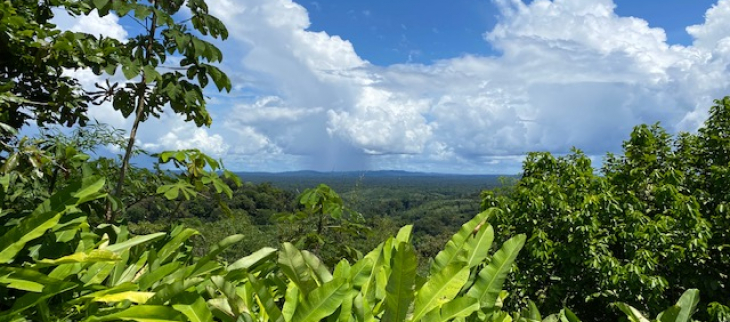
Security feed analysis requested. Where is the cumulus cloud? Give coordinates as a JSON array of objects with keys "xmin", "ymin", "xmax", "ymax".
[
  {"xmin": 141, "ymin": 126, "xmax": 229, "ymax": 157},
  {"xmin": 200, "ymin": 0, "xmax": 730, "ymax": 172},
  {"xmin": 54, "ymin": 0, "xmax": 730, "ymax": 172},
  {"xmin": 53, "ymin": 9, "xmax": 128, "ymax": 40}
]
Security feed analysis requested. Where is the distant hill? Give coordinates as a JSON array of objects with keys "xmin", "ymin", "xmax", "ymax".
[
  {"xmin": 237, "ymin": 170, "xmax": 511, "ymax": 178},
  {"xmin": 234, "ymin": 170, "xmax": 516, "ymax": 193}
]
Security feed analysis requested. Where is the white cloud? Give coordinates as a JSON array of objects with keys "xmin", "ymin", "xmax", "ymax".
[
  {"xmin": 687, "ymin": 0, "xmax": 730, "ymax": 50},
  {"xmin": 200, "ymin": 0, "xmax": 730, "ymax": 172},
  {"xmin": 53, "ymin": 9, "xmax": 128, "ymax": 41},
  {"xmin": 326, "ymin": 87, "xmax": 432, "ymax": 154},
  {"xmin": 139, "ymin": 114, "xmax": 230, "ymax": 158},
  {"xmin": 53, "ymin": 0, "xmax": 730, "ymax": 173}
]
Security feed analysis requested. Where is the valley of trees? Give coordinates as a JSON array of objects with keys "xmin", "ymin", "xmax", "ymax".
[{"xmin": 1, "ymin": 0, "xmax": 728, "ymax": 321}]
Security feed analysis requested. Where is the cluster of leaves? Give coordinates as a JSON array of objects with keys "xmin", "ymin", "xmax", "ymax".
[
  {"xmin": 482, "ymin": 98, "xmax": 730, "ymax": 321},
  {"xmin": 0, "ymin": 0, "xmax": 112, "ymax": 131},
  {"xmin": 274, "ymin": 184, "xmax": 371, "ymax": 266}
]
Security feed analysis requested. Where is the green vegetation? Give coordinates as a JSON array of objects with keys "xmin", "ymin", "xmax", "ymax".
[
  {"xmin": 482, "ymin": 99, "xmax": 730, "ymax": 321},
  {"xmin": 1, "ymin": 0, "xmax": 727, "ymax": 321}
]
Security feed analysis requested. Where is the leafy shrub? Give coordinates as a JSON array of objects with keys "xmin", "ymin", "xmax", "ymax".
[{"xmin": 482, "ymin": 98, "xmax": 730, "ymax": 321}]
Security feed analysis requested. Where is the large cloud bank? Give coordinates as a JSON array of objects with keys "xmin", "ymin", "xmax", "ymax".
[{"xmin": 58, "ymin": 0, "xmax": 730, "ymax": 173}]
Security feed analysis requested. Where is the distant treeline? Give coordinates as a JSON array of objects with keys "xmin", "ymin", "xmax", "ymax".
[{"xmin": 128, "ymin": 171, "xmax": 512, "ymax": 270}]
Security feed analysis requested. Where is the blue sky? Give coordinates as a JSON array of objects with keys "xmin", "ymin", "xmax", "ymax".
[
  {"xmin": 301, "ymin": 1, "xmax": 717, "ymax": 65},
  {"xmin": 56, "ymin": 0, "xmax": 730, "ymax": 174}
]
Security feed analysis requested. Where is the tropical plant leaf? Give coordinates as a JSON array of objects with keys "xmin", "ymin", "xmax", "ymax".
[
  {"xmin": 279, "ymin": 242, "xmax": 317, "ymax": 294},
  {"xmin": 291, "ymin": 277, "xmax": 349, "ymax": 322},
  {"xmin": 282, "ymin": 281, "xmax": 300, "ymax": 322},
  {"xmin": 227, "ymin": 247, "xmax": 277, "ymax": 272},
  {"xmin": 37, "ymin": 249, "xmax": 120, "ymax": 265},
  {"xmin": 94, "ymin": 291, "xmax": 155, "ymax": 304},
  {"xmin": 466, "ymin": 234, "xmax": 525, "ymax": 310},
  {"xmin": 524, "ymin": 300, "xmax": 542, "ymax": 322},
  {"xmin": 658, "ymin": 306, "xmax": 682, "ymax": 322},
  {"xmin": 249, "ymin": 273, "xmax": 284, "ymax": 322},
  {"xmin": 0, "ymin": 267, "xmax": 63, "ymax": 292},
  {"xmin": 430, "ymin": 210, "xmax": 493, "ymax": 275},
  {"xmin": 395, "ymin": 225, "xmax": 413, "ymax": 244},
  {"xmin": 85, "ymin": 305, "xmax": 186, "ymax": 322},
  {"xmin": 422, "ymin": 296, "xmax": 480, "ymax": 322},
  {"xmin": 673, "ymin": 289, "xmax": 699, "ymax": 322},
  {"xmin": 0, "ymin": 178, "xmax": 105, "ymax": 263},
  {"xmin": 105, "ymin": 233, "xmax": 166, "ymax": 253},
  {"xmin": 559, "ymin": 308, "xmax": 582, "ymax": 322},
  {"xmin": 187, "ymin": 234, "xmax": 243, "ymax": 278},
  {"xmin": 411, "ymin": 262, "xmax": 470, "ymax": 322},
  {"xmin": 465, "ymin": 224, "xmax": 494, "ymax": 268},
  {"xmin": 382, "ymin": 242, "xmax": 417, "ymax": 322},
  {"xmin": 171, "ymin": 292, "xmax": 214, "ymax": 322},
  {"xmin": 157, "ymin": 226, "xmax": 199, "ymax": 264},
  {"xmin": 302, "ymin": 250, "xmax": 332, "ymax": 285}
]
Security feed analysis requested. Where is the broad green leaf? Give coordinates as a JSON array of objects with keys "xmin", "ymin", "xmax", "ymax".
[
  {"xmin": 249, "ymin": 273, "xmax": 284, "ymax": 322},
  {"xmin": 279, "ymin": 242, "xmax": 316, "ymax": 293},
  {"xmin": 92, "ymin": 0, "xmax": 110, "ymax": 11},
  {"xmin": 353, "ymin": 293, "xmax": 376, "ymax": 322},
  {"xmin": 80, "ymin": 262, "xmax": 115, "ymax": 285},
  {"xmin": 673, "ymin": 289, "xmax": 699, "ymax": 322},
  {"xmin": 0, "ymin": 267, "xmax": 63, "ymax": 292},
  {"xmin": 94, "ymin": 291, "xmax": 155, "ymax": 304},
  {"xmin": 466, "ymin": 234, "xmax": 526, "ymax": 310},
  {"xmin": 207, "ymin": 298, "xmax": 236, "ymax": 322},
  {"xmin": 227, "ymin": 247, "xmax": 277, "ymax": 272},
  {"xmin": 105, "ymin": 233, "xmax": 166, "ymax": 253},
  {"xmin": 85, "ymin": 305, "xmax": 186, "ymax": 322},
  {"xmin": 143, "ymin": 64, "xmax": 161, "ymax": 83},
  {"xmin": 37, "ymin": 249, "xmax": 120, "ymax": 265},
  {"xmin": 172, "ymin": 292, "xmax": 214, "ymax": 322},
  {"xmin": 382, "ymin": 242, "xmax": 416, "ymax": 322},
  {"xmin": 114, "ymin": 252, "xmax": 148, "ymax": 286},
  {"xmin": 658, "ymin": 306, "xmax": 682, "ymax": 322},
  {"xmin": 422, "ymin": 297, "xmax": 479, "ymax": 322},
  {"xmin": 157, "ymin": 227, "xmax": 199, "ymax": 264},
  {"xmin": 524, "ymin": 300, "xmax": 542, "ymax": 322},
  {"xmin": 138, "ymin": 262, "xmax": 181, "ymax": 290},
  {"xmin": 121, "ymin": 60, "xmax": 140, "ymax": 80},
  {"xmin": 147, "ymin": 280, "xmax": 186, "ymax": 306},
  {"xmin": 7, "ymin": 280, "xmax": 77, "ymax": 318},
  {"xmin": 465, "ymin": 224, "xmax": 494, "ymax": 268},
  {"xmin": 71, "ymin": 282, "xmax": 139, "ymax": 303},
  {"xmin": 188, "ymin": 234, "xmax": 243, "ymax": 278},
  {"xmin": 349, "ymin": 257, "xmax": 374, "ymax": 288},
  {"xmin": 302, "ymin": 250, "xmax": 332, "ymax": 285},
  {"xmin": 430, "ymin": 209, "xmax": 493, "ymax": 275},
  {"xmin": 291, "ymin": 277, "xmax": 349, "ymax": 322},
  {"xmin": 395, "ymin": 225, "xmax": 413, "ymax": 244},
  {"xmin": 210, "ymin": 276, "xmax": 246, "ymax": 316},
  {"xmin": 0, "ymin": 178, "xmax": 105, "ymax": 263},
  {"xmin": 559, "ymin": 308, "xmax": 581, "ymax": 322},
  {"xmin": 360, "ymin": 243, "xmax": 385, "ymax": 305},
  {"xmin": 337, "ymin": 290, "xmax": 357, "ymax": 322},
  {"xmin": 282, "ymin": 281, "xmax": 300, "ymax": 322},
  {"xmin": 411, "ymin": 262, "xmax": 470, "ymax": 322}
]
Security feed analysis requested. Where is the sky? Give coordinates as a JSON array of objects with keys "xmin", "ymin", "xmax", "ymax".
[{"xmin": 53, "ymin": 0, "xmax": 730, "ymax": 174}]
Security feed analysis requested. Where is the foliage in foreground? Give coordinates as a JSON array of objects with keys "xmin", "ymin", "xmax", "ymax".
[
  {"xmin": 482, "ymin": 98, "xmax": 730, "ymax": 321},
  {"xmin": 0, "ymin": 171, "xmax": 522, "ymax": 321},
  {"xmin": 0, "ymin": 177, "xmax": 705, "ymax": 321}
]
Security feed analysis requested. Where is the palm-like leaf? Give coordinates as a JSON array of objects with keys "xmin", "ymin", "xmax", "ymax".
[{"xmin": 466, "ymin": 234, "xmax": 526, "ymax": 310}]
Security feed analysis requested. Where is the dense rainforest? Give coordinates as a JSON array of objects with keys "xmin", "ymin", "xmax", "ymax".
[{"xmin": 1, "ymin": 0, "xmax": 728, "ymax": 321}]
